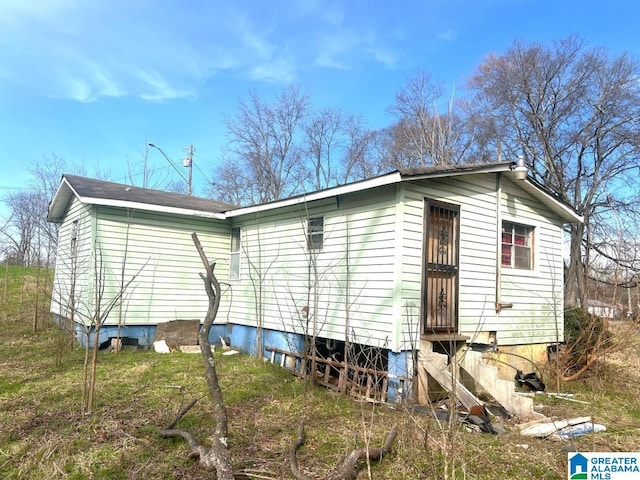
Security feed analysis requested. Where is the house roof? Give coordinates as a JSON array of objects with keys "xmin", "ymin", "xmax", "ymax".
[
  {"xmin": 227, "ymin": 161, "xmax": 583, "ymax": 223},
  {"xmin": 47, "ymin": 174, "xmax": 235, "ymax": 223},
  {"xmin": 48, "ymin": 162, "xmax": 583, "ymax": 225}
]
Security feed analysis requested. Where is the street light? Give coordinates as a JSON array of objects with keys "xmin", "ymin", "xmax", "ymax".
[{"xmin": 147, "ymin": 142, "xmax": 193, "ymax": 195}]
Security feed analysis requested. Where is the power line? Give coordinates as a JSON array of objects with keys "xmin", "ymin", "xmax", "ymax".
[{"xmin": 192, "ymin": 151, "xmax": 213, "ymax": 184}]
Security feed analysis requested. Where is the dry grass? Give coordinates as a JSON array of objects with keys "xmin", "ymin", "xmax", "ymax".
[{"xmin": 1, "ymin": 266, "xmax": 640, "ymax": 479}]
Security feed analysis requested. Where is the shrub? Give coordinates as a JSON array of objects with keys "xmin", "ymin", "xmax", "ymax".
[{"xmin": 562, "ymin": 307, "xmax": 611, "ymax": 374}]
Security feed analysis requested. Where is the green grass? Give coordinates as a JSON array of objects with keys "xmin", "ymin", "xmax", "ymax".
[{"xmin": 1, "ymin": 265, "xmax": 640, "ymax": 479}]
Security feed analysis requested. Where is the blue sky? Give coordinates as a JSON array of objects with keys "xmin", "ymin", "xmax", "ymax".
[{"xmin": 0, "ymin": 0, "xmax": 638, "ymax": 214}]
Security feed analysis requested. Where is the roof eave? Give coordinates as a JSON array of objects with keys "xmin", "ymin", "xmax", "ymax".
[
  {"xmin": 519, "ymin": 178, "xmax": 583, "ymax": 224},
  {"xmin": 77, "ymin": 197, "xmax": 227, "ymax": 219},
  {"xmin": 398, "ymin": 162, "xmax": 514, "ymax": 180},
  {"xmin": 47, "ymin": 178, "xmax": 75, "ymax": 223},
  {"xmin": 226, "ymin": 171, "xmax": 402, "ymax": 217}
]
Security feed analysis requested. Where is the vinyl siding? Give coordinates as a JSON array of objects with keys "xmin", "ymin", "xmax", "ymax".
[
  {"xmin": 50, "ymin": 198, "xmax": 94, "ymax": 323},
  {"xmin": 398, "ymin": 173, "xmax": 565, "ymax": 348},
  {"xmin": 497, "ymin": 180, "xmax": 565, "ymax": 344},
  {"xmin": 228, "ymin": 188, "xmax": 399, "ymax": 348},
  {"xmin": 398, "ymin": 175, "xmax": 500, "ymax": 349},
  {"xmin": 91, "ymin": 206, "xmax": 229, "ymax": 326}
]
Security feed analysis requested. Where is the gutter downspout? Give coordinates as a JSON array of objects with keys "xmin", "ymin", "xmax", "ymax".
[{"xmin": 495, "ymin": 173, "xmax": 503, "ymax": 312}]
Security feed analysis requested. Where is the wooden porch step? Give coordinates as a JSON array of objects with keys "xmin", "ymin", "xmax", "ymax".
[{"xmin": 421, "ymin": 352, "xmax": 483, "ymax": 410}]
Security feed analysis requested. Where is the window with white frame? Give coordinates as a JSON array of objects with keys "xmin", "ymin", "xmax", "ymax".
[
  {"xmin": 501, "ymin": 221, "xmax": 534, "ymax": 269},
  {"xmin": 307, "ymin": 216, "xmax": 324, "ymax": 250},
  {"xmin": 230, "ymin": 226, "xmax": 241, "ymax": 280}
]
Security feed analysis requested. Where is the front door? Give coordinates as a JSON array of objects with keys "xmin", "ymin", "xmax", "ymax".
[{"xmin": 423, "ymin": 200, "xmax": 459, "ymax": 334}]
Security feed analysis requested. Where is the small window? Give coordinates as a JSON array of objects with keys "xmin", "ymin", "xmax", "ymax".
[
  {"xmin": 70, "ymin": 220, "xmax": 79, "ymax": 258},
  {"xmin": 230, "ymin": 227, "xmax": 241, "ymax": 280},
  {"xmin": 307, "ymin": 217, "xmax": 324, "ymax": 250},
  {"xmin": 501, "ymin": 222, "xmax": 533, "ymax": 269}
]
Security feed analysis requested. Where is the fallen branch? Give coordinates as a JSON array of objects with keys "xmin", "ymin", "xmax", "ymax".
[
  {"xmin": 162, "ymin": 398, "xmax": 198, "ymax": 431},
  {"xmin": 289, "ymin": 421, "xmax": 314, "ymax": 480},
  {"xmin": 290, "ymin": 420, "xmax": 398, "ymax": 480}
]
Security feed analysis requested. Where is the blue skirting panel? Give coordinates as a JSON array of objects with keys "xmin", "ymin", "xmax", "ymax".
[
  {"xmin": 53, "ymin": 315, "xmax": 414, "ymax": 402},
  {"xmin": 387, "ymin": 350, "xmax": 414, "ymax": 403},
  {"xmin": 220, "ymin": 323, "xmax": 305, "ymax": 358},
  {"xmin": 52, "ymin": 315, "xmax": 158, "ymax": 348}
]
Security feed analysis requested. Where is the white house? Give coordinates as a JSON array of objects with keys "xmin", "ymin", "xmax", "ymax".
[{"xmin": 48, "ymin": 161, "xmax": 582, "ymax": 411}]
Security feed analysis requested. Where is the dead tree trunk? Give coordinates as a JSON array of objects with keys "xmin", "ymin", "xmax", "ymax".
[
  {"xmin": 159, "ymin": 232, "xmax": 234, "ymax": 480},
  {"xmin": 161, "ymin": 233, "xmax": 398, "ymax": 479}
]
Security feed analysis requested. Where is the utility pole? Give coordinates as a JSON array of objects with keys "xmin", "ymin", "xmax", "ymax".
[{"xmin": 183, "ymin": 145, "xmax": 194, "ymax": 196}]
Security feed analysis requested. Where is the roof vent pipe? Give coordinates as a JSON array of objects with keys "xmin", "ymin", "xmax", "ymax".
[{"xmin": 513, "ymin": 156, "xmax": 528, "ymax": 181}]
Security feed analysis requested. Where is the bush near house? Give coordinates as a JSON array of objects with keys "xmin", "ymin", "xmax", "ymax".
[{"xmin": 563, "ymin": 307, "xmax": 612, "ymax": 374}]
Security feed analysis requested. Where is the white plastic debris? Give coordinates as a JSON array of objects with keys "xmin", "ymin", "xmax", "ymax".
[
  {"xmin": 153, "ymin": 340, "xmax": 170, "ymax": 353},
  {"xmin": 520, "ymin": 416, "xmax": 606, "ymax": 439}
]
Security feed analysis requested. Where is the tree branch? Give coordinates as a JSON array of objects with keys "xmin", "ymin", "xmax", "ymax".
[
  {"xmin": 290, "ymin": 421, "xmax": 398, "ymax": 480},
  {"xmin": 158, "ymin": 233, "xmax": 234, "ymax": 480}
]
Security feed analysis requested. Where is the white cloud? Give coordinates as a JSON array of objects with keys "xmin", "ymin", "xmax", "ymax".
[
  {"xmin": 0, "ymin": 0, "xmax": 407, "ymax": 101},
  {"xmin": 0, "ymin": 1, "xmax": 238, "ymax": 101},
  {"xmin": 314, "ymin": 31, "xmax": 361, "ymax": 69},
  {"xmin": 371, "ymin": 47, "xmax": 397, "ymax": 68},
  {"xmin": 59, "ymin": 75, "xmax": 92, "ymax": 103},
  {"xmin": 134, "ymin": 69, "xmax": 196, "ymax": 102},
  {"xmin": 249, "ymin": 56, "xmax": 297, "ymax": 83},
  {"xmin": 231, "ymin": 15, "xmax": 275, "ymax": 60}
]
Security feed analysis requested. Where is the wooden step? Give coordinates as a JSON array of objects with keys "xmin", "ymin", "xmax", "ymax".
[{"xmin": 422, "ymin": 352, "xmax": 483, "ymax": 410}]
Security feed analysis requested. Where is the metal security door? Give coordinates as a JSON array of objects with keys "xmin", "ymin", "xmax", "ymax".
[{"xmin": 423, "ymin": 200, "xmax": 459, "ymax": 334}]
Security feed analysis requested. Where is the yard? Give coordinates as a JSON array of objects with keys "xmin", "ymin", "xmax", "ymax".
[{"xmin": 1, "ymin": 266, "xmax": 639, "ymax": 479}]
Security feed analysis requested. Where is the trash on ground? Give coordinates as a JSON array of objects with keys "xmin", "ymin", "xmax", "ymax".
[
  {"xmin": 413, "ymin": 400, "xmax": 509, "ymax": 434},
  {"xmin": 520, "ymin": 416, "xmax": 606, "ymax": 440},
  {"xmin": 515, "ymin": 370, "xmax": 546, "ymax": 391},
  {"xmin": 554, "ymin": 421, "xmax": 606, "ymax": 439},
  {"xmin": 514, "ymin": 391, "xmax": 591, "ymax": 405},
  {"xmin": 153, "ymin": 340, "xmax": 170, "ymax": 353},
  {"xmin": 461, "ymin": 405, "xmax": 505, "ymax": 435}
]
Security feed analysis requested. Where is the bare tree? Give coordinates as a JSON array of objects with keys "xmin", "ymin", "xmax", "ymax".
[
  {"xmin": 31, "ymin": 155, "xmax": 87, "ymax": 259},
  {"xmin": 126, "ymin": 142, "xmax": 172, "ymax": 190},
  {"xmin": 211, "ymin": 86, "xmax": 309, "ymax": 206},
  {"xmin": 207, "ymin": 160, "xmax": 250, "ymax": 206},
  {"xmin": 466, "ymin": 36, "xmax": 640, "ymax": 307},
  {"xmin": 301, "ymin": 108, "xmax": 381, "ymax": 190},
  {"xmin": 388, "ymin": 71, "xmax": 473, "ymax": 167},
  {"xmin": 337, "ymin": 114, "xmax": 379, "ymax": 184},
  {"xmin": 362, "ymin": 126, "xmax": 417, "ymax": 175},
  {"xmin": 50, "ymin": 230, "xmax": 146, "ymax": 412},
  {"xmin": 389, "ymin": 71, "xmax": 441, "ymax": 166},
  {"xmin": 303, "ymin": 107, "xmax": 344, "ymax": 190},
  {"xmin": 2, "ymin": 191, "xmax": 43, "ymax": 266},
  {"xmin": 1, "ymin": 154, "xmax": 89, "ymax": 266}
]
